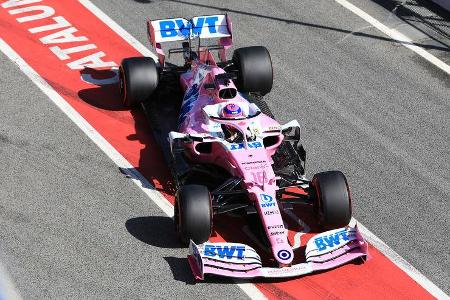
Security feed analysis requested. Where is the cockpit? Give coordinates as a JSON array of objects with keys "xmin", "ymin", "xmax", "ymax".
[{"xmin": 203, "ymin": 101, "xmax": 263, "ymax": 144}]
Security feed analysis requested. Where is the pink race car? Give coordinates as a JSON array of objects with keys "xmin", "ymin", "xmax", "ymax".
[{"xmin": 119, "ymin": 15, "xmax": 367, "ymax": 280}]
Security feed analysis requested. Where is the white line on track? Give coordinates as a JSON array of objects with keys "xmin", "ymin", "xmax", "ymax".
[
  {"xmin": 78, "ymin": 0, "xmax": 156, "ymax": 60},
  {"xmin": 0, "ymin": 0, "xmax": 447, "ymax": 299},
  {"xmin": 0, "ymin": 260, "xmax": 22, "ymax": 300},
  {"xmin": 350, "ymin": 218, "xmax": 449, "ymax": 299},
  {"xmin": 335, "ymin": 0, "xmax": 450, "ymax": 75}
]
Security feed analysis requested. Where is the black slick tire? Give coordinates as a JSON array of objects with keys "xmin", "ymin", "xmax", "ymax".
[
  {"xmin": 232, "ymin": 46, "xmax": 273, "ymax": 96},
  {"xmin": 311, "ymin": 171, "xmax": 352, "ymax": 229},
  {"xmin": 119, "ymin": 57, "xmax": 158, "ymax": 107},
  {"xmin": 174, "ymin": 185, "xmax": 212, "ymax": 245}
]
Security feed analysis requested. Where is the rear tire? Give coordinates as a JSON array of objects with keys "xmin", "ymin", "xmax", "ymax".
[
  {"xmin": 119, "ymin": 57, "xmax": 159, "ymax": 107},
  {"xmin": 174, "ymin": 185, "xmax": 212, "ymax": 245},
  {"xmin": 232, "ymin": 46, "xmax": 273, "ymax": 96},
  {"xmin": 311, "ymin": 171, "xmax": 352, "ymax": 229}
]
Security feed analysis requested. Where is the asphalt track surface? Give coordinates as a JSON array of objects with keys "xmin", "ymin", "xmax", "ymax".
[{"xmin": 0, "ymin": 0, "xmax": 449, "ymax": 299}]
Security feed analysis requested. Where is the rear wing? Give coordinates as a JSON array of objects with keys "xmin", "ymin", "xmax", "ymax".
[
  {"xmin": 147, "ymin": 15, "xmax": 233, "ymax": 65},
  {"xmin": 148, "ymin": 15, "xmax": 231, "ymax": 44}
]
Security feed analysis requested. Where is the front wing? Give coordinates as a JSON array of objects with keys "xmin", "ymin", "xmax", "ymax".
[{"xmin": 188, "ymin": 226, "xmax": 368, "ymax": 280}]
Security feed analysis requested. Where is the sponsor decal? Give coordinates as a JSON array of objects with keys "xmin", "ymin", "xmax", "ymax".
[
  {"xmin": 229, "ymin": 141, "xmax": 263, "ymax": 151},
  {"xmin": 277, "ymin": 250, "xmax": 292, "ymax": 261},
  {"xmin": 209, "ymin": 122, "xmax": 222, "ymax": 130},
  {"xmin": 248, "ymin": 121, "xmax": 262, "ymax": 137},
  {"xmin": 251, "ymin": 171, "xmax": 268, "ymax": 184},
  {"xmin": 260, "ymin": 193, "xmax": 275, "ymax": 208},
  {"xmin": 178, "ymin": 66, "xmax": 209, "ymax": 126},
  {"xmin": 268, "ymin": 225, "xmax": 284, "ymax": 230},
  {"xmin": 275, "ymin": 237, "xmax": 285, "ymax": 244},
  {"xmin": 242, "ymin": 160, "xmax": 268, "ymax": 170},
  {"xmin": 179, "ymin": 83, "xmax": 199, "ymax": 125},
  {"xmin": 159, "ymin": 16, "xmax": 219, "ymax": 38},
  {"xmin": 244, "ymin": 165, "xmax": 266, "ymax": 171},
  {"xmin": 0, "ymin": 0, "xmax": 118, "ymax": 82},
  {"xmin": 270, "ymin": 231, "xmax": 284, "ymax": 236},
  {"xmin": 263, "ymin": 210, "xmax": 279, "ymax": 216},
  {"xmin": 208, "ymin": 123, "xmax": 224, "ymax": 138},
  {"xmin": 265, "ymin": 264, "xmax": 310, "ymax": 275},
  {"xmin": 204, "ymin": 244, "xmax": 245, "ymax": 259},
  {"xmin": 265, "ymin": 125, "xmax": 281, "ymax": 131},
  {"xmin": 242, "ymin": 160, "xmax": 266, "ymax": 165},
  {"xmin": 313, "ymin": 229, "xmax": 350, "ymax": 251}
]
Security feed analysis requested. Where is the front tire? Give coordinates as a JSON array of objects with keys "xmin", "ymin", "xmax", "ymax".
[
  {"xmin": 174, "ymin": 185, "xmax": 212, "ymax": 245},
  {"xmin": 119, "ymin": 57, "xmax": 159, "ymax": 107},
  {"xmin": 311, "ymin": 171, "xmax": 352, "ymax": 229}
]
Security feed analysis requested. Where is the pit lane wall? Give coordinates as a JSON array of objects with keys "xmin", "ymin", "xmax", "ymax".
[{"xmin": 429, "ymin": 0, "xmax": 450, "ymax": 12}]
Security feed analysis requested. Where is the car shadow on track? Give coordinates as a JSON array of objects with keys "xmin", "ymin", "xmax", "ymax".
[
  {"xmin": 126, "ymin": 216, "xmax": 180, "ymax": 248},
  {"xmin": 126, "ymin": 108, "xmax": 177, "ymax": 196},
  {"xmin": 163, "ymin": 257, "xmax": 197, "ymax": 284},
  {"xmin": 125, "ymin": 217, "xmax": 197, "ymax": 284},
  {"xmin": 78, "ymin": 68, "xmax": 126, "ymax": 111},
  {"xmin": 126, "ymin": 216, "xmax": 238, "ymax": 284},
  {"xmin": 78, "ymin": 68, "xmax": 176, "ymax": 196}
]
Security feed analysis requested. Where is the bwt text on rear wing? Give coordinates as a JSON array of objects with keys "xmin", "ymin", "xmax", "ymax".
[{"xmin": 146, "ymin": 15, "xmax": 233, "ymax": 66}]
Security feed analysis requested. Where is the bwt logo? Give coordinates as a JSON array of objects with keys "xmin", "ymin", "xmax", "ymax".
[
  {"xmin": 260, "ymin": 194, "xmax": 275, "ymax": 208},
  {"xmin": 229, "ymin": 141, "xmax": 263, "ymax": 151},
  {"xmin": 160, "ymin": 16, "xmax": 219, "ymax": 38},
  {"xmin": 204, "ymin": 245, "xmax": 245, "ymax": 259},
  {"xmin": 314, "ymin": 229, "xmax": 350, "ymax": 251}
]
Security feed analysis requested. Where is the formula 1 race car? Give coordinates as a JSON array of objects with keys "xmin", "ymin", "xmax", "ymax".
[{"xmin": 119, "ymin": 15, "xmax": 367, "ymax": 279}]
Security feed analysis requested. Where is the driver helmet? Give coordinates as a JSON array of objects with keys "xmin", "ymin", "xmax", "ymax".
[{"xmin": 222, "ymin": 103, "xmax": 243, "ymax": 118}]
